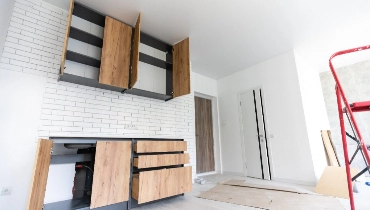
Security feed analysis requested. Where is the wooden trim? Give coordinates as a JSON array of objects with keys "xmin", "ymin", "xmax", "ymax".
[
  {"xmin": 133, "ymin": 153, "xmax": 189, "ymax": 168},
  {"xmin": 132, "ymin": 166, "xmax": 192, "ymax": 204},
  {"xmin": 99, "ymin": 16, "xmax": 132, "ymax": 88},
  {"xmin": 134, "ymin": 141, "xmax": 187, "ymax": 153},
  {"xmin": 172, "ymin": 38, "xmax": 190, "ymax": 98},
  {"xmin": 90, "ymin": 141, "xmax": 132, "ymax": 209},
  {"xmin": 60, "ymin": 0, "xmax": 74, "ymax": 75},
  {"xmin": 321, "ymin": 130, "xmax": 340, "ymax": 167},
  {"xmin": 130, "ymin": 13, "xmax": 141, "ymax": 89},
  {"xmin": 27, "ymin": 139, "xmax": 53, "ymax": 210}
]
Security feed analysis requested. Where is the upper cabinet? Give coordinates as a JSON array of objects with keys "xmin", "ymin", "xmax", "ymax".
[
  {"xmin": 59, "ymin": 2, "xmax": 190, "ymax": 101},
  {"xmin": 99, "ymin": 17, "xmax": 132, "ymax": 88},
  {"xmin": 173, "ymin": 38, "xmax": 190, "ymax": 98},
  {"xmin": 130, "ymin": 13, "xmax": 141, "ymax": 89},
  {"xmin": 60, "ymin": 0, "xmax": 74, "ymax": 75}
]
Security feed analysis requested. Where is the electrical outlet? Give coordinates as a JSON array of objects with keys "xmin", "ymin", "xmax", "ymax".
[
  {"xmin": 1, "ymin": 187, "xmax": 12, "ymax": 196},
  {"xmin": 124, "ymin": 124, "xmax": 137, "ymax": 130}
]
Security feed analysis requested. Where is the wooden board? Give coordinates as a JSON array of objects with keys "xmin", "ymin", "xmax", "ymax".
[
  {"xmin": 321, "ymin": 130, "xmax": 340, "ymax": 166},
  {"xmin": 195, "ymin": 96, "xmax": 215, "ymax": 173},
  {"xmin": 314, "ymin": 166, "xmax": 359, "ymax": 199},
  {"xmin": 130, "ymin": 13, "xmax": 141, "ymax": 89},
  {"xmin": 132, "ymin": 166, "xmax": 192, "ymax": 204},
  {"xmin": 90, "ymin": 141, "xmax": 132, "ymax": 209},
  {"xmin": 133, "ymin": 153, "xmax": 189, "ymax": 168},
  {"xmin": 134, "ymin": 141, "xmax": 187, "ymax": 153},
  {"xmin": 27, "ymin": 139, "xmax": 53, "ymax": 210},
  {"xmin": 60, "ymin": 0, "xmax": 74, "ymax": 75},
  {"xmin": 172, "ymin": 38, "xmax": 190, "ymax": 98},
  {"xmin": 198, "ymin": 182, "xmax": 344, "ymax": 210},
  {"xmin": 99, "ymin": 16, "xmax": 132, "ymax": 88},
  {"xmin": 328, "ymin": 130, "xmax": 340, "ymax": 166}
]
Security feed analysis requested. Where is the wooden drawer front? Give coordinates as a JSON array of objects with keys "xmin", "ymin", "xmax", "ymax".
[
  {"xmin": 134, "ymin": 154, "xmax": 189, "ymax": 168},
  {"xmin": 132, "ymin": 166, "xmax": 192, "ymax": 204},
  {"xmin": 134, "ymin": 141, "xmax": 187, "ymax": 153}
]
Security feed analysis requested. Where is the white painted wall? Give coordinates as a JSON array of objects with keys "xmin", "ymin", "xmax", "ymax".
[
  {"xmin": 217, "ymin": 51, "xmax": 317, "ymax": 185},
  {"xmin": 0, "ymin": 0, "xmax": 16, "ymax": 57},
  {"xmin": 0, "ymin": 70, "xmax": 47, "ymax": 210},
  {"xmin": 193, "ymin": 72, "xmax": 218, "ymax": 97},
  {"xmin": 294, "ymin": 51, "xmax": 330, "ymax": 180},
  {"xmin": 0, "ymin": 0, "xmax": 206, "ymax": 208}
]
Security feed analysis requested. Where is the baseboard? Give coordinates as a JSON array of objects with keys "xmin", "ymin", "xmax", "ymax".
[
  {"xmin": 273, "ymin": 177, "xmax": 316, "ymax": 186},
  {"xmin": 197, "ymin": 171, "xmax": 218, "ymax": 176},
  {"xmin": 221, "ymin": 171, "xmax": 246, "ymax": 177}
]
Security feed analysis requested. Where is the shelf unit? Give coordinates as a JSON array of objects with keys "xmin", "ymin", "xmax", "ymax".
[
  {"xmin": 59, "ymin": 1, "xmax": 190, "ymax": 101},
  {"xmin": 27, "ymin": 138, "xmax": 191, "ymax": 210}
]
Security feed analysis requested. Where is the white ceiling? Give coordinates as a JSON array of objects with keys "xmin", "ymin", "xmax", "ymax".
[{"xmin": 73, "ymin": 0, "xmax": 370, "ymax": 79}]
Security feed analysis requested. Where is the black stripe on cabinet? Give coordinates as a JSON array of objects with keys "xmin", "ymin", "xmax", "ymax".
[
  {"xmin": 66, "ymin": 51, "xmax": 101, "ymax": 68},
  {"xmin": 140, "ymin": 32, "xmax": 172, "ymax": 53},
  {"xmin": 139, "ymin": 52, "xmax": 172, "ymax": 70},
  {"xmin": 73, "ymin": 3, "xmax": 105, "ymax": 27},
  {"xmin": 69, "ymin": 27, "xmax": 103, "ymax": 48}
]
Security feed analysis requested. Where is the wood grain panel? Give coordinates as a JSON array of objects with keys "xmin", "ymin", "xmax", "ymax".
[
  {"xmin": 133, "ymin": 153, "xmax": 189, "ymax": 168},
  {"xmin": 173, "ymin": 38, "xmax": 190, "ymax": 98},
  {"xmin": 195, "ymin": 96, "xmax": 215, "ymax": 173},
  {"xmin": 27, "ymin": 139, "xmax": 53, "ymax": 210},
  {"xmin": 134, "ymin": 141, "xmax": 187, "ymax": 153},
  {"xmin": 132, "ymin": 166, "xmax": 192, "ymax": 204},
  {"xmin": 321, "ymin": 130, "xmax": 340, "ymax": 167},
  {"xmin": 60, "ymin": 0, "xmax": 74, "ymax": 75},
  {"xmin": 90, "ymin": 141, "xmax": 132, "ymax": 209},
  {"xmin": 99, "ymin": 16, "xmax": 132, "ymax": 88},
  {"xmin": 130, "ymin": 13, "xmax": 141, "ymax": 89}
]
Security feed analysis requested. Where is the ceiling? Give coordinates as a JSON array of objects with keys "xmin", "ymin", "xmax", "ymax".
[{"xmin": 72, "ymin": 0, "xmax": 370, "ymax": 79}]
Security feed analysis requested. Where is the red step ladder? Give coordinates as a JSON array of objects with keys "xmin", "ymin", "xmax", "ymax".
[{"xmin": 329, "ymin": 45, "xmax": 370, "ymax": 210}]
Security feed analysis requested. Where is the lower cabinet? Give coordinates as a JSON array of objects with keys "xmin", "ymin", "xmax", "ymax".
[
  {"xmin": 27, "ymin": 138, "xmax": 191, "ymax": 210},
  {"xmin": 132, "ymin": 166, "xmax": 192, "ymax": 204},
  {"xmin": 90, "ymin": 141, "xmax": 132, "ymax": 209}
]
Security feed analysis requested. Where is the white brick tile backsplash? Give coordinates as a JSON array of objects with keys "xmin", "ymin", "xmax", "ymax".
[{"xmin": 1, "ymin": 0, "xmax": 197, "ymax": 180}]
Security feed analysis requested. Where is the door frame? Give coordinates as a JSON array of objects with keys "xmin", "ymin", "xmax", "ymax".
[
  {"xmin": 194, "ymin": 92, "xmax": 222, "ymax": 176},
  {"xmin": 237, "ymin": 86, "xmax": 274, "ymax": 180}
]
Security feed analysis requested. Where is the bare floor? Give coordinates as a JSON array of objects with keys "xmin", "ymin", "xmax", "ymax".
[{"xmin": 133, "ymin": 173, "xmax": 370, "ymax": 210}]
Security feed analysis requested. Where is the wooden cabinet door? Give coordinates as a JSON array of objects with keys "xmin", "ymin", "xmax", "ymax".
[
  {"xmin": 27, "ymin": 139, "xmax": 53, "ymax": 210},
  {"xmin": 173, "ymin": 38, "xmax": 190, "ymax": 98},
  {"xmin": 130, "ymin": 13, "xmax": 141, "ymax": 89},
  {"xmin": 99, "ymin": 16, "xmax": 132, "ymax": 88},
  {"xmin": 60, "ymin": 0, "xmax": 74, "ymax": 75},
  {"xmin": 90, "ymin": 141, "xmax": 132, "ymax": 209}
]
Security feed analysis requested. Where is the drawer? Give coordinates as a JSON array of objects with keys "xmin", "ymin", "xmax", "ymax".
[
  {"xmin": 132, "ymin": 166, "xmax": 192, "ymax": 204},
  {"xmin": 133, "ymin": 153, "xmax": 189, "ymax": 168},
  {"xmin": 134, "ymin": 141, "xmax": 187, "ymax": 153}
]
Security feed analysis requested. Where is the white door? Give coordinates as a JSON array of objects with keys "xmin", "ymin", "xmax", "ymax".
[{"xmin": 240, "ymin": 88, "xmax": 271, "ymax": 180}]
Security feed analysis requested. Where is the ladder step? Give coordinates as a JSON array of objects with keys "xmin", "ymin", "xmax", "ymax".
[{"xmin": 349, "ymin": 101, "xmax": 370, "ymax": 112}]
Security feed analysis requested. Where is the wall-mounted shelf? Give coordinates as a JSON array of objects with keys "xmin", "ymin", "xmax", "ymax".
[{"xmin": 59, "ymin": 1, "xmax": 190, "ymax": 101}]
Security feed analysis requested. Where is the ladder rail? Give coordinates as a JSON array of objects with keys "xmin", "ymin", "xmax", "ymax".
[{"xmin": 329, "ymin": 45, "xmax": 370, "ymax": 210}]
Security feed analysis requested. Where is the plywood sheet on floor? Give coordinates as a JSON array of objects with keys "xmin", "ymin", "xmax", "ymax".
[
  {"xmin": 314, "ymin": 166, "xmax": 359, "ymax": 199},
  {"xmin": 198, "ymin": 179, "xmax": 344, "ymax": 210}
]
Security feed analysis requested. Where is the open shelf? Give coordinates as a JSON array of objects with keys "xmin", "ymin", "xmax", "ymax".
[
  {"xmin": 139, "ymin": 52, "xmax": 172, "ymax": 70},
  {"xmin": 69, "ymin": 27, "xmax": 103, "ymax": 48},
  {"xmin": 66, "ymin": 51, "xmax": 101, "ymax": 68},
  {"xmin": 125, "ymin": 88, "xmax": 173, "ymax": 101},
  {"xmin": 59, "ymin": 73, "xmax": 125, "ymax": 92}
]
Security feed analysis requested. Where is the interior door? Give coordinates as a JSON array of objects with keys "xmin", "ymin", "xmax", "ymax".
[
  {"xmin": 27, "ymin": 139, "xmax": 53, "ymax": 210},
  {"xmin": 172, "ymin": 38, "xmax": 190, "ymax": 98},
  {"xmin": 195, "ymin": 96, "xmax": 215, "ymax": 173},
  {"xmin": 99, "ymin": 16, "xmax": 132, "ymax": 88},
  {"xmin": 90, "ymin": 141, "xmax": 132, "ymax": 209},
  {"xmin": 240, "ymin": 88, "xmax": 271, "ymax": 180}
]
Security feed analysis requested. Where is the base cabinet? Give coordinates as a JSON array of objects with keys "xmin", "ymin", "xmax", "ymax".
[
  {"xmin": 132, "ymin": 166, "xmax": 192, "ymax": 204},
  {"xmin": 27, "ymin": 138, "xmax": 191, "ymax": 210}
]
